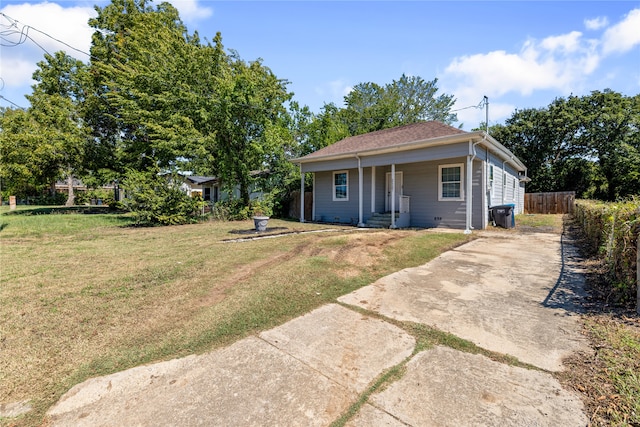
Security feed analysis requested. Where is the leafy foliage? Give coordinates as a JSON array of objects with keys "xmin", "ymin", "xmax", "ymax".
[
  {"xmin": 574, "ymin": 198, "xmax": 639, "ymax": 304},
  {"xmin": 1, "ymin": 52, "xmax": 90, "ymax": 202},
  {"xmin": 120, "ymin": 170, "xmax": 205, "ymax": 226},
  {"xmin": 491, "ymin": 90, "xmax": 640, "ymax": 200},
  {"xmin": 341, "ymin": 74, "xmax": 457, "ymax": 135}
]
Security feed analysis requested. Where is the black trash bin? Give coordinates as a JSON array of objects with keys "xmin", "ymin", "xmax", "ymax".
[{"xmin": 491, "ymin": 205, "xmax": 514, "ymax": 228}]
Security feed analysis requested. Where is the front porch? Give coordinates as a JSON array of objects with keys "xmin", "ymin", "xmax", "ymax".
[{"xmin": 300, "ymin": 157, "xmax": 484, "ymax": 232}]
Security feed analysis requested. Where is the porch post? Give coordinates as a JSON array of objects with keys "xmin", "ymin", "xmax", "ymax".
[
  {"xmin": 371, "ymin": 166, "xmax": 376, "ymax": 213},
  {"xmin": 357, "ymin": 156, "xmax": 364, "ymax": 227},
  {"xmin": 390, "ymin": 163, "xmax": 397, "ymax": 229},
  {"xmin": 300, "ymin": 165, "xmax": 305, "ymax": 223}
]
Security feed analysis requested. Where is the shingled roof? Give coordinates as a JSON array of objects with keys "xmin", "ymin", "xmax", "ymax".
[{"xmin": 297, "ymin": 121, "xmax": 467, "ymax": 161}]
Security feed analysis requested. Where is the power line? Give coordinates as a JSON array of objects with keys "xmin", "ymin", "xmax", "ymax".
[
  {"xmin": 0, "ymin": 12, "xmax": 92, "ymax": 59},
  {"xmin": 0, "ymin": 95, "xmax": 26, "ymax": 110},
  {"xmin": 451, "ymin": 97, "xmax": 488, "ymax": 113}
]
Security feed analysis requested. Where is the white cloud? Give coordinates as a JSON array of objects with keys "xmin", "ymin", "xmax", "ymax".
[
  {"xmin": 169, "ymin": 0, "xmax": 213, "ymax": 22},
  {"xmin": 440, "ymin": 8, "xmax": 640, "ymax": 129},
  {"xmin": 315, "ymin": 79, "xmax": 352, "ymax": 107},
  {"xmin": 1, "ymin": 3, "xmax": 95, "ymax": 56},
  {"xmin": 448, "ymin": 84, "xmax": 516, "ymax": 129},
  {"xmin": 584, "ymin": 16, "xmax": 609, "ymax": 31},
  {"xmin": 540, "ymin": 31, "xmax": 582, "ymax": 53},
  {"xmin": 442, "ymin": 28, "xmax": 602, "ymax": 124},
  {"xmin": 601, "ymin": 8, "xmax": 640, "ymax": 55},
  {"xmin": 0, "ymin": 2, "xmax": 96, "ymax": 93}
]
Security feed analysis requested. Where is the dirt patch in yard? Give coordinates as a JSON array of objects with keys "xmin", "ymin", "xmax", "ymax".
[
  {"xmin": 197, "ymin": 244, "xmax": 307, "ymax": 307},
  {"xmin": 312, "ymin": 232, "xmax": 408, "ymax": 278},
  {"xmin": 199, "ymin": 231, "xmax": 410, "ymax": 305}
]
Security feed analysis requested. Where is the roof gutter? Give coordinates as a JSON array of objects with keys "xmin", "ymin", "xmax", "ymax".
[
  {"xmin": 292, "ymin": 132, "xmax": 475, "ymax": 164},
  {"xmin": 477, "ymin": 131, "xmax": 526, "ymax": 173},
  {"xmin": 292, "ymin": 130, "xmax": 527, "ymax": 177}
]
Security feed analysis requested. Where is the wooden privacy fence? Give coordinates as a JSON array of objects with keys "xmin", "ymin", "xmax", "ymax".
[
  {"xmin": 288, "ymin": 191, "xmax": 313, "ymax": 220},
  {"xmin": 524, "ymin": 191, "xmax": 576, "ymax": 214}
]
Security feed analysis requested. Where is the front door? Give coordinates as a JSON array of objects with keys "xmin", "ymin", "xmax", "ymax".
[{"xmin": 385, "ymin": 172, "xmax": 403, "ymax": 212}]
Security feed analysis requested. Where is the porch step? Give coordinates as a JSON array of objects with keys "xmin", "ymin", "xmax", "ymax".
[{"xmin": 365, "ymin": 212, "xmax": 399, "ymax": 228}]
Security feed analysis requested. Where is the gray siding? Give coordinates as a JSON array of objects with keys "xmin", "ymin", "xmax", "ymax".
[
  {"xmin": 301, "ymin": 158, "xmax": 358, "ymax": 173},
  {"xmin": 314, "ymin": 170, "xmax": 361, "ymax": 224},
  {"xmin": 486, "ymin": 152, "xmax": 523, "ymax": 213},
  {"xmin": 313, "ymin": 157, "xmax": 487, "ymax": 229}
]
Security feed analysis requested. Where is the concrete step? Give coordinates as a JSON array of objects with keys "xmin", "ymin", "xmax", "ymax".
[{"xmin": 365, "ymin": 213, "xmax": 400, "ymax": 228}]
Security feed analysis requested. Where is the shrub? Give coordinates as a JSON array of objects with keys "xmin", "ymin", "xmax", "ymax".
[
  {"xmin": 32, "ymin": 192, "xmax": 66, "ymax": 206},
  {"xmin": 120, "ymin": 170, "xmax": 206, "ymax": 226},
  {"xmin": 211, "ymin": 198, "xmax": 251, "ymax": 221},
  {"xmin": 211, "ymin": 192, "xmax": 276, "ymax": 221},
  {"xmin": 75, "ymin": 188, "xmax": 116, "ymax": 207},
  {"xmin": 575, "ymin": 198, "xmax": 640, "ymax": 304}
]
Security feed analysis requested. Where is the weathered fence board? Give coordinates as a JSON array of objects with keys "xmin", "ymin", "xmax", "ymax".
[
  {"xmin": 288, "ymin": 191, "xmax": 313, "ymax": 220},
  {"xmin": 524, "ymin": 192, "xmax": 576, "ymax": 214}
]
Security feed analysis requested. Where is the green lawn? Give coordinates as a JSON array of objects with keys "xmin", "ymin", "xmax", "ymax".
[{"xmin": 0, "ymin": 207, "xmax": 471, "ymax": 426}]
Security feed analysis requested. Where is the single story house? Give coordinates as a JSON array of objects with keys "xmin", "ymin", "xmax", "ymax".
[
  {"xmin": 177, "ymin": 172, "xmax": 267, "ymax": 203},
  {"xmin": 292, "ymin": 121, "xmax": 528, "ymax": 232},
  {"xmin": 176, "ymin": 175, "xmax": 219, "ymax": 201}
]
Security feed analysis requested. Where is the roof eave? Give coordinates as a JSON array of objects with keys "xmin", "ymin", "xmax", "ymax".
[
  {"xmin": 478, "ymin": 131, "xmax": 527, "ymax": 172},
  {"xmin": 292, "ymin": 132, "xmax": 473, "ymax": 164},
  {"xmin": 292, "ymin": 130, "xmax": 527, "ymax": 173}
]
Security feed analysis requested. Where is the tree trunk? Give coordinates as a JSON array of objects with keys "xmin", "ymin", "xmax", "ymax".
[{"xmin": 65, "ymin": 173, "xmax": 75, "ymax": 207}]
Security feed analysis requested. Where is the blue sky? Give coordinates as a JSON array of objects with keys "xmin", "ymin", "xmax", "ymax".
[{"xmin": 1, "ymin": 1, "xmax": 639, "ymax": 129}]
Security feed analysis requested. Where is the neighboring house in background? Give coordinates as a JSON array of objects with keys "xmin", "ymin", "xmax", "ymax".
[
  {"xmin": 177, "ymin": 175, "xmax": 218, "ymax": 202},
  {"xmin": 177, "ymin": 172, "xmax": 267, "ymax": 203},
  {"xmin": 292, "ymin": 121, "xmax": 528, "ymax": 232},
  {"xmin": 54, "ymin": 178, "xmax": 123, "ymax": 203}
]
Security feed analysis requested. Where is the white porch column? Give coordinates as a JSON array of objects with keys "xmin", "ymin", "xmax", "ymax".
[
  {"xmin": 300, "ymin": 166, "xmax": 305, "ymax": 223},
  {"xmin": 357, "ymin": 156, "xmax": 364, "ymax": 227},
  {"xmin": 465, "ymin": 155, "xmax": 473, "ymax": 234},
  {"xmin": 390, "ymin": 163, "xmax": 397, "ymax": 229},
  {"xmin": 371, "ymin": 166, "xmax": 376, "ymax": 213}
]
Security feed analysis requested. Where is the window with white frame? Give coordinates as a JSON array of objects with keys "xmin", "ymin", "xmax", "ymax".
[
  {"xmin": 333, "ymin": 171, "xmax": 349, "ymax": 201},
  {"xmin": 438, "ymin": 163, "xmax": 464, "ymax": 201},
  {"xmin": 489, "ymin": 165, "xmax": 494, "ymax": 188}
]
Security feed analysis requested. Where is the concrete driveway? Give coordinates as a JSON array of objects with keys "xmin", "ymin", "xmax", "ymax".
[{"xmin": 46, "ymin": 231, "xmax": 590, "ymax": 426}]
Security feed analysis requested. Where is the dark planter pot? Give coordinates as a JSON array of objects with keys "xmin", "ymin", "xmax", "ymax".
[{"xmin": 253, "ymin": 216, "xmax": 269, "ymax": 232}]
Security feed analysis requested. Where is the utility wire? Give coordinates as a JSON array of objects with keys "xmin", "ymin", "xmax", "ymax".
[
  {"xmin": 0, "ymin": 95, "xmax": 26, "ymax": 110},
  {"xmin": 450, "ymin": 97, "xmax": 488, "ymax": 113},
  {"xmin": 0, "ymin": 12, "xmax": 91, "ymax": 58}
]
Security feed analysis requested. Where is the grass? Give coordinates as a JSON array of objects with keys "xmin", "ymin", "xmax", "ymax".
[
  {"xmin": 0, "ymin": 207, "xmax": 472, "ymax": 427},
  {"xmin": 6, "ymin": 210, "xmax": 633, "ymax": 426},
  {"xmin": 585, "ymin": 317, "xmax": 640, "ymax": 426}
]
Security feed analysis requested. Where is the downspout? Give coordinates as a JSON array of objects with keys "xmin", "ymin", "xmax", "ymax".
[
  {"xmin": 356, "ymin": 155, "xmax": 364, "ymax": 227},
  {"xmin": 501, "ymin": 160, "xmax": 507, "ymax": 205},
  {"xmin": 465, "ymin": 137, "xmax": 485, "ymax": 234}
]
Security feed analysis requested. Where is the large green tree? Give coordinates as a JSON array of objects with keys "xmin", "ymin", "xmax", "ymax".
[
  {"xmin": 205, "ymin": 44, "xmax": 293, "ymax": 205},
  {"xmin": 0, "ymin": 52, "xmax": 90, "ymax": 203},
  {"xmin": 88, "ymin": 0, "xmax": 201, "ymax": 171},
  {"xmin": 88, "ymin": 1, "xmax": 294, "ymax": 206},
  {"xmin": 341, "ymin": 74, "xmax": 457, "ymax": 135},
  {"xmin": 492, "ymin": 90, "xmax": 640, "ymax": 200}
]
